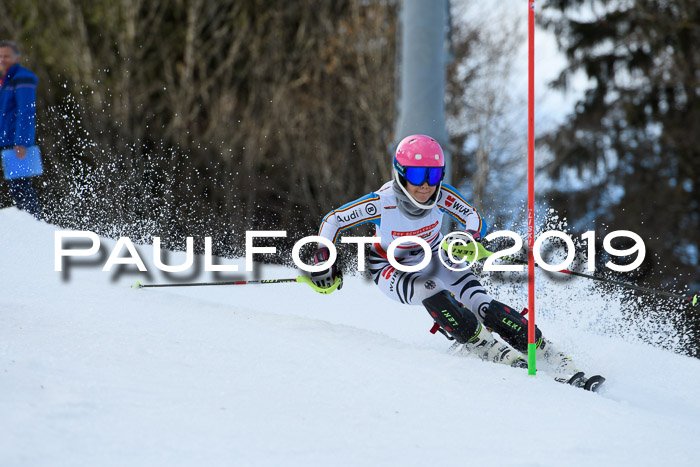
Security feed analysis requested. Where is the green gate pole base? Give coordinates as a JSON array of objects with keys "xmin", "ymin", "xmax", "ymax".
[{"xmin": 527, "ymin": 343, "xmax": 537, "ymax": 375}]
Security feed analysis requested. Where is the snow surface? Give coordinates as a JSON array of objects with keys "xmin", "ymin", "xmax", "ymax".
[{"xmin": 2, "ymin": 208, "xmax": 699, "ymax": 467}]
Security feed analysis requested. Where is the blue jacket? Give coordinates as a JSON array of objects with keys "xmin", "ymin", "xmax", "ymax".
[{"xmin": 0, "ymin": 63, "xmax": 38, "ymax": 148}]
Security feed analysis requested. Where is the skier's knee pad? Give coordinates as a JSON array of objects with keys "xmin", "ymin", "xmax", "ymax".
[
  {"xmin": 422, "ymin": 290, "xmax": 480, "ymax": 344},
  {"xmin": 482, "ymin": 300, "xmax": 541, "ymax": 353}
]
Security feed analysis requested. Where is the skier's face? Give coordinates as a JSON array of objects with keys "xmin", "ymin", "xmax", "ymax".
[{"xmin": 406, "ymin": 181, "xmax": 437, "ymax": 203}]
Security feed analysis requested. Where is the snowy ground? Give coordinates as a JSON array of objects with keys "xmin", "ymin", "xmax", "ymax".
[{"xmin": 1, "ymin": 208, "xmax": 699, "ymax": 467}]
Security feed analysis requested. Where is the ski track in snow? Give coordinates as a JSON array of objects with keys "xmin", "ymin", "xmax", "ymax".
[{"xmin": 1, "ymin": 208, "xmax": 699, "ymax": 467}]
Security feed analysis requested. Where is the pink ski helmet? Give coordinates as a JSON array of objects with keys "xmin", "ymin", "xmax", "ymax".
[{"xmin": 393, "ymin": 135, "xmax": 445, "ymax": 209}]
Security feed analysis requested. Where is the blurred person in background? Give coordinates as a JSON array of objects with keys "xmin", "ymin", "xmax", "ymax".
[{"xmin": 0, "ymin": 40, "xmax": 41, "ymax": 218}]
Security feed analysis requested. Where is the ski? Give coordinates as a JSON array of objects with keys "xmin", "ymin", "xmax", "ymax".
[
  {"xmin": 584, "ymin": 375, "xmax": 606, "ymax": 392},
  {"xmin": 555, "ymin": 371, "xmax": 606, "ymax": 392},
  {"xmin": 446, "ymin": 334, "xmax": 607, "ymax": 393}
]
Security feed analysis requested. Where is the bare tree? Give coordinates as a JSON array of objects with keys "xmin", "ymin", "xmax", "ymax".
[{"xmin": 446, "ymin": 1, "xmax": 526, "ymax": 220}]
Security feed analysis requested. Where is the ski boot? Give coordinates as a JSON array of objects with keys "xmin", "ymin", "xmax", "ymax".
[
  {"xmin": 462, "ymin": 323, "xmax": 529, "ymax": 368},
  {"xmin": 534, "ymin": 337, "xmax": 578, "ymax": 375},
  {"xmin": 481, "ymin": 300, "xmax": 580, "ymax": 374}
]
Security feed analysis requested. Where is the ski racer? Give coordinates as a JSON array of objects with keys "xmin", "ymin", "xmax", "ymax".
[{"xmin": 311, "ymin": 134, "xmax": 579, "ymax": 379}]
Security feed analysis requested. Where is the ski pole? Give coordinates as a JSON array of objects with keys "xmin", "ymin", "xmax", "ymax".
[
  {"xmin": 441, "ymin": 239, "xmax": 698, "ymax": 306},
  {"xmin": 498, "ymin": 253, "xmax": 698, "ymax": 307},
  {"xmin": 132, "ymin": 275, "xmax": 341, "ymax": 294}
]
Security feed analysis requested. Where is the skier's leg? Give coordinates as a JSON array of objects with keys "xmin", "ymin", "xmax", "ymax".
[
  {"xmin": 7, "ymin": 177, "xmax": 41, "ymax": 218},
  {"xmin": 368, "ymin": 248, "xmax": 446, "ymax": 305},
  {"xmin": 480, "ymin": 299, "xmax": 535, "ymax": 352},
  {"xmin": 369, "ymin": 250, "xmax": 526, "ymax": 367},
  {"xmin": 422, "ymin": 290, "xmax": 527, "ymax": 368},
  {"xmin": 431, "ymin": 265, "xmax": 493, "ymax": 322},
  {"xmin": 371, "ymin": 265, "xmax": 441, "ymax": 305},
  {"xmin": 432, "ymin": 257, "xmax": 576, "ymax": 374},
  {"xmin": 481, "ymin": 300, "xmax": 577, "ymax": 375}
]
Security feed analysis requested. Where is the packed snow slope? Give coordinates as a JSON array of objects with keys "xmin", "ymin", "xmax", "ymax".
[{"xmin": 1, "ymin": 208, "xmax": 699, "ymax": 467}]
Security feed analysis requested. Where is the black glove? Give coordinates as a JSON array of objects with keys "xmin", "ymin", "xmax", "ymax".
[{"xmin": 310, "ymin": 247, "xmax": 343, "ymax": 290}]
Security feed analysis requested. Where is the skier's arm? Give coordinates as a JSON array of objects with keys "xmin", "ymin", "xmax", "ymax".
[
  {"xmin": 312, "ymin": 193, "xmax": 382, "ymax": 293},
  {"xmin": 317, "ymin": 193, "xmax": 382, "ymax": 245},
  {"xmin": 438, "ymin": 184, "xmax": 487, "ymax": 237}
]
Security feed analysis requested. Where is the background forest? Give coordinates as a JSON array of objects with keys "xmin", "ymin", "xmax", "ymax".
[
  {"xmin": 0, "ymin": 1, "xmax": 698, "ymax": 351},
  {"xmin": 0, "ymin": 1, "xmax": 400, "ymax": 255}
]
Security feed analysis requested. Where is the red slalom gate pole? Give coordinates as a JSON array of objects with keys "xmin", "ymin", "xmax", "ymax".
[{"xmin": 527, "ymin": 0, "xmax": 537, "ymax": 375}]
